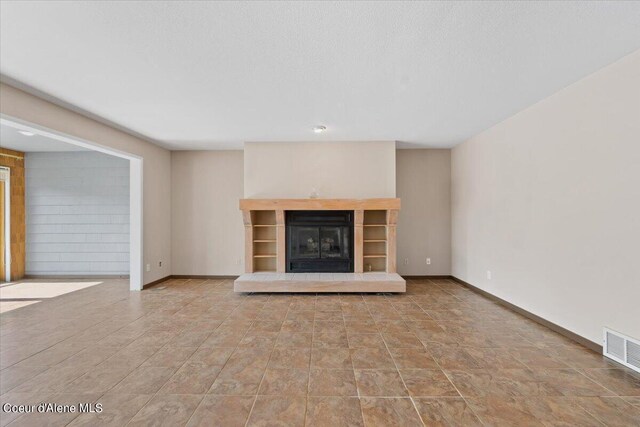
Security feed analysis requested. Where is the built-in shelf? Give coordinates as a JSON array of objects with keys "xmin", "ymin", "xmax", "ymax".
[
  {"xmin": 253, "ymin": 257, "xmax": 276, "ymax": 272},
  {"xmin": 362, "ymin": 210, "xmax": 388, "ymax": 272},
  {"xmin": 251, "ymin": 210, "xmax": 278, "ymax": 272},
  {"xmin": 364, "ymin": 256, "xmax": 387, "ymax": 272}
]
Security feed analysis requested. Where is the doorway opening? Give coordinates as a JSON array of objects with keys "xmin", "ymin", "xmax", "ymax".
[
  {"xmin": 0, "ymin": 115, "xmax": 143, "ymax": 291},
  {"xmin": 0, "ymin": 166, "xmax": 9, "ymax": 282}
]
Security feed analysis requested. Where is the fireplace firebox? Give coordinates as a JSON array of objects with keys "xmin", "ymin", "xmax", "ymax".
[{"xmin": 286, "ymin": 211, "xmax": 354, "ymax": 272}]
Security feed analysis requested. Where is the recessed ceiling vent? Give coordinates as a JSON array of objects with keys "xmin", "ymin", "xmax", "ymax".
[{"xmin": 603, "ymin": 327, "xmax": 640, "ymax": 373}]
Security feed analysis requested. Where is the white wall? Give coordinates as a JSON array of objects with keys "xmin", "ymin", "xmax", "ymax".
[
  {"xmin": 397, "ymin": 149, "xmax": 451, "ymax": 276},
  {"xmin": 244, "ymin": 141, "xmax": 396, "ymax": 198},
  {"xmin": 452, "ymin": 50, "xmax": 640, "ymax": 344},
  {"xmin": 0, "ymin": 83, "xmax": 171, "ymax": 285},
  {"xmin": 171, "ymin": 151, "xmax": 244, "ymax": 275},
  {"xmin": 25, "ymin": 151, "xmax": 129, "ymax": 275}
]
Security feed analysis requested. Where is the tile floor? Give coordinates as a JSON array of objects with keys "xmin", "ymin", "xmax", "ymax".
[{"xmin": 0, "ymin": 277, "xmax": 639, "ymax": 426}]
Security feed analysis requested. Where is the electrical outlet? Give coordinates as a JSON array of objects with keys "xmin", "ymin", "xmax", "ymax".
[
  {"xmin": 404, "ymin": 258, "xmax": 409, "ymax": 266},
  {"xmin": 146, "ymin": 264, "xmax": 151, "ymax": 272},
  {"xmin": 426, "ymin": 258, "xmax": 431, "ymax": 265},
  {"xmin": 236, "ymin": 258, "xmax": 242, "ymax": 265},
  {"xmin": 487, "ymin": 270, "xmax": 492, "ymax": 280},
  {"xmin": 158, "ymin": 261, "xmax": 162, "ymax": 267}
]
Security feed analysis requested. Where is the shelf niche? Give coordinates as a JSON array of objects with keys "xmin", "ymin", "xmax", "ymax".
[
  {"xmin": 245, "ymin": 209, "xmax": 281, "ymax": 273},
  {"xmin": 362, "ymin": 210, "xmax": 388, "ymax": 272}
]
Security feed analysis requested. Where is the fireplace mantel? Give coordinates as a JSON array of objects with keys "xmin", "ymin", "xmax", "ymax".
[
  {"xmin": 239, "ymin": 198, "xmax": 400, "ymax": 211},
  {"xmin": 236, "ymin": 198, "xmax": 404, "ymax": 292}
]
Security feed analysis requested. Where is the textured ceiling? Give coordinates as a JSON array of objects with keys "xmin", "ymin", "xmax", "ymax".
[{"xmin": 1, "ymin": 1, "xmax": 639, "ymax": 150}]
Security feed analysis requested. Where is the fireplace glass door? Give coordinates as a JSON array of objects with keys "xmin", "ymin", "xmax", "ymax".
[
  {"xmin": 320, "ymin": 227, "xmax": 347, "ymax": 259},
  {"xmin": 291, "ymin": 227, "xmax": 320, "ymax": 259},
  {"xmin": 286, "ymin": 211, "xmax": 354, "ymax": 272}
]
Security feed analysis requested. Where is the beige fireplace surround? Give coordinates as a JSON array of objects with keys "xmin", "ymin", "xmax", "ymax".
[{"xmin": 234, "ymin": 198, "xmax": 405, "ymax": 293}]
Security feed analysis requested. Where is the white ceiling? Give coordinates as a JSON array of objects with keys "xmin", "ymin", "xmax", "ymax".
[
  {"xmin": 1, "ymin": 1, "xmax": 639, "ymax": 150},
  {"xmin": 0, "ymin": 124, "xmax": 86, "ymax": 152}
]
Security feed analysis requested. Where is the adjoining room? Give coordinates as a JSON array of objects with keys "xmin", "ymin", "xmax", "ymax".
[
  {"xmin": 0, "ymin": 1, "xmax": 639, "ymax": 426},
  {"xmin": 0, "ymin": 123, "xmax": 132, "ymax": 313}
]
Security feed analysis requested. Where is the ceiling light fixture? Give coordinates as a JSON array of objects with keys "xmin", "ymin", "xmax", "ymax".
[
  {"xmin": 18, "ymin": 130, "xmax": 35, "ymax": 136},
  {"xmin": 313, "ymin": 125, "xmax": 327, "ymax": 133}
]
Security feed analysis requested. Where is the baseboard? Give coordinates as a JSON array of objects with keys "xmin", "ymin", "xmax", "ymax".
[
  {"xmin": 143, "ymin": 275, "xmax": 239, "ymax": 288},
  {"xmin": 169, "ymin": 275, "xmax": 238, "ymax": 280},
  {"xmin": 449, "ymin": 276, "xmax": 602, "ymax": 353},
  {"xmin": 143, "ymin": 275, "xmax": 172, "ymax": 288},
  {"xmin": 24, "ymin": 274, "xmax": 130, "ymax": 279},
  {"xmin": 402, "ymin": 275, "xmax": 452, "ymax": 280}
]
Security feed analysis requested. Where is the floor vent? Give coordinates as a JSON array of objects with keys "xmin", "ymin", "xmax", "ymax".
[{"xmin": 603, "ymin": 327, "xmax": 640, "ymax": 373}]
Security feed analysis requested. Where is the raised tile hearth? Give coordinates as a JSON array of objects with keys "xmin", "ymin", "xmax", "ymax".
[{"xmin": 234, "ymin": 272, "xmax": 406, "ymax": 293}]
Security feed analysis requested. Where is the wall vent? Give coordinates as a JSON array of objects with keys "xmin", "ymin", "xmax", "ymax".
[{"xmin": 603, "ymin": 327, "xmax": 640, "ymax": 373}]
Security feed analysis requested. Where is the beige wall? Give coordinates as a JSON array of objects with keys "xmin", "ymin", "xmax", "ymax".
[
  {"xmin": 171, "ymin": 151, "xmax": 245, "ymax": 275},
  {"xmin": 171, "ymin": 148, "xmax": 448, "ymax": 276},
  {"xmin": 397, "ymin": 150, "xmax": 451, "ymax": 276},
  {"xmin": 452, "ymin": 50, "xmax": 640, "ymax": 344},
  {"xmin": 0, "ymin": 83, "xmax": 172, "ymax": 285},
  {"xmin": 244, "ymin": 141, "xmax": 396, "ymax": 198},
  {"xmin": 174, "ymin": 146, "xmax": 452, "ymax": 278}
]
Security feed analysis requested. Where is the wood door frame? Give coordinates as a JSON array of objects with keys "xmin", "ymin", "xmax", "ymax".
[
  {"xmin": 0, "ymin": 167, "xmax": 9, "ymax": 282},
  {"xmin": 0, "ymin": 116, "xmax": 144, "ymax": 291}
]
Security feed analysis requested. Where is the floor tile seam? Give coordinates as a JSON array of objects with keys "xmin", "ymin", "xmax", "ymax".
[
  {"xmin": 304, "ymin": 303, "xmax": 314, "ymax": 426},
  {"xmin": 363, "ymin": 299, "xmax": 426, "ymax": 426},
  {"xmin": 384, "ymin": 332, "xmax": 425, "ymax": 426},
  {"xmin": 61, "ymin": 390, "xmax": 150, "ymax": 427},
  {"xmin": 355, "ymin": 301, "xmax": 370, "ymax": 426},
  {"xmin": 122, "ymin": 393, "xmax": 205, "ymax": 427},
  {"xmin": 573, "ymin": 367, "xmax": 629, "ymax": 398},
  {"xmin": 74, "ymin": 388, "xmax": 145, "ymax": 426},
  {"xmin": 406, "ymin": 295, "xmax": 435, "ymax": 322},
  {"xmin": 1, "ymin": 323, "xmax": 98, "ymax": 371},
  {"xmin": 337, "ymin": 297, "xmax": 365, "ymax": 425},
  {"xmin": 569, "ymin": 396, "xmax": 612, "ymax": 426},
  {"xmin": 104, "ymin": 363, "xmax": 181, "ymax": 396},
  {"xmin": 76, "ymin": 339, "xmax": 170, "ymax": 401},
  {"xmin": 5, "ymin": 310, "xmax": 104, "ymax": 341},
  {"xmin": 427, "ymin": 339, "xmax": 488, "ymax": 427},
  {"xmin": 182, "ymin": 391, "xmax": 231, "ymax": 427},
  {"xmin": 0, "ymin": 364, "xmax": 47, "ymax": 395},
  {"xmin": 504, "ymin": 347, "xmax": 572, "ymax": 371},
  {"xmin": 249, "ymin": 392, "xmax": 470, "ymax": 398},
  {"xmin": 430, "ymin": 280, "xmax": 466, "ymax": 301},
  {"xmin": 434, "ymin": 366, "xmax": 629, "ymax": 400},
  {"xmin": 4, "ymin": 389, "xmax": 80, "ymax": 426},
  {"xmin": 243, "ymin": 298, "xmax": 286, "ymax": 427},
  {"xmin": 6, "ymin": 359, "xmax": 91, "ymax": 397}
]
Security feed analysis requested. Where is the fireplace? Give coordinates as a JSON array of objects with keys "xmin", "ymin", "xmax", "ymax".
[
  {"xmin": 286, "ymin": 210, "xmax": 354, "ymax": 272},
  {"xmin": 236, "ymin": 198, "xmax": 404, "ymax": 292}
]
